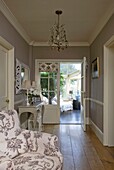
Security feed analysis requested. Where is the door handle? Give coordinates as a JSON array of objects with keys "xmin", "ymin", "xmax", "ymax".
[{"xmin": 6, "ymin": 99, "xmax": 9, "ymax": 103}]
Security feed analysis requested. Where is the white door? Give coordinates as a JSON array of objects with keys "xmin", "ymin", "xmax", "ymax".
[
  {"xmin": 36, "ymin": 61, "xmax": 60, "ymax": 124},
  {"xmin": 0, "ymin": 45, "xmax": 9, "ymax": 110},
  {"xmin": 81, "ymin": 57, "xmax": 87, "ymax": 131},
  {"xmin": 104, "ymin": 42, "xmax": 114, "ymax": 146}
]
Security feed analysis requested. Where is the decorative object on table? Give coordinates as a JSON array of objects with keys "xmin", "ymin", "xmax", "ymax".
[
  {"xmin": 22, "ymin": 80, "xmax": 41, "ymax": 105},
  {"xmin": 28, "ymin": 88, "xmax": 41, "ymax": 104},
  {"xmin": 49, "ymin": 10, "xmax": 68, "ymax": 52}
]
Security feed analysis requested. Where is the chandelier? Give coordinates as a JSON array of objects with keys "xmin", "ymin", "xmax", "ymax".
[{"xmin": 49, "ymin": 10, "xmax": 68, "ymax": 52}]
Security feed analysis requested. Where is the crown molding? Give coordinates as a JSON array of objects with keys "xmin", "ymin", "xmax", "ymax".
[
  {"xmin": 30, "ymin": 41, "xmax": 90, "ymax": 46},
  {"xmin": 89, "ymin": 2, "xmax": 114, "ymax": 44},
  {"xmin": 104, "ymin": 35, "xmax": 114, "ymax": 47},
  {"xmin": 0, "ymin": 36, "xmax": 14, "ymax": 50},
  {"xmin": 0, "ymin": 0, "xmax": 31, "ymax": 44}
]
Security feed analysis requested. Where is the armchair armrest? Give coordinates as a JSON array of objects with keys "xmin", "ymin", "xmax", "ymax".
[
  {"xmin": 21, "ymin": 130, "xmax": 63, "ymax": 163},
  {"xmin": 0, "ymin": 152, "xmax": 15, "ymax": 170},
  {"xmin": 37, "ymin": 132, "xmax": 59, "ymax": 147},
  {"xmin": 37, "ymin": 132, "xmax": 63, "ymax": 163},
  {"xmin": 22, "ymin": 129, "xmax": 59, "ymax": 151}
]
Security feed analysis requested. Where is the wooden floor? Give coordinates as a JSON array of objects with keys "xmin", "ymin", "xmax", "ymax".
[
  {"xmin": 43, "ymin": 124, "xmax": 114, "ymax": 170},
  {"xmin": 60, "ymin": 110, "xmax": 81, "ymax": 124}
]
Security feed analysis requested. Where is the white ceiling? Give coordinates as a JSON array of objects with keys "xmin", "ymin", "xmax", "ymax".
[{"xmin": 1, "ymin": 0, "xmax": 114, "ymax": 45}]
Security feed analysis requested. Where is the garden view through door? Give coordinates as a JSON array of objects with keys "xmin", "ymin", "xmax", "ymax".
[{"xmin": 60, "ymin": 62, "xmax": 81, "ymax": 124}]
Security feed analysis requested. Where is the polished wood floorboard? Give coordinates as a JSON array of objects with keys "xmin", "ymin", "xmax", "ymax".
[
  {"xmin": 60, "ymin": 110, "xmax": 81, "ymax": 124},
  {"xmin": 43, "ymin": 125, "xmax": 114, "ymax": 170}
]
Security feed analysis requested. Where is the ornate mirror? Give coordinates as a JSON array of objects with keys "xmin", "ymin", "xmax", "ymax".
[{"xmin": 16, "ymin": 59, "xmax": 30, "ymax": 94}]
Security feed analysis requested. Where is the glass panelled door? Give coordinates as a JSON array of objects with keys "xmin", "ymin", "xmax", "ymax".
[
  {"xmin": 36, "ymin": 61, "xmax": 60, "ymax": 124},
  {"xmin": 40, "ymin": 72, "xmax": 58, "ymax": 105}
]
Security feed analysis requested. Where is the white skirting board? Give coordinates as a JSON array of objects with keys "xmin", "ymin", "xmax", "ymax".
[{"xmin": 90, "ymin": 119, "xmax": 103, "ymax": 144}]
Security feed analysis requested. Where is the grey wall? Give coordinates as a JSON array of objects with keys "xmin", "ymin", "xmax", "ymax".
[
  {"xmin": 0, "ymin": 11, "xmax": 29, "ymax": 65},
  {"xmin": 90, "ymin": 14, "xmax": 114, "ymax": 132},
  {"xmin": 0, "ymin": 11, "xmax": 29, "ymax": 107},
  {"xmin": 32, "ymin": 46, "xmax": 90, "ymax": 77}
]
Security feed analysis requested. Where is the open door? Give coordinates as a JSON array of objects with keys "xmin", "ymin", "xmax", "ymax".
[{"xmin": 81, "ymin": 57, "xmax": 87, "ymax": 131}]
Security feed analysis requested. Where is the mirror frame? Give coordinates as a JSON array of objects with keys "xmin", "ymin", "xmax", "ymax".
[{"xmin": 16, "ymin": 59, "xmax": 30, "ymax": 94}]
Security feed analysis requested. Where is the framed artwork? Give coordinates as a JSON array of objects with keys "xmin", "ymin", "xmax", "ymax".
[{"xmin": 92, "ymin": 57, "xmax": 99, "ymax": 78}]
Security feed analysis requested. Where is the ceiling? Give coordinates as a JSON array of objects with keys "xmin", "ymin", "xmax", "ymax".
[{"xmin": 1, "ymin": 0, "xmax": 114, "ymax": 45}]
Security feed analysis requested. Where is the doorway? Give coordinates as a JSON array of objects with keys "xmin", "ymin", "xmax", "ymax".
[
  {"xmin": 35, "ymin": 59, "xmax": 85, "ymax": 125},
  {"xmin": 60, "ymin": 62, "xmax": 81, "ymax": 124}
]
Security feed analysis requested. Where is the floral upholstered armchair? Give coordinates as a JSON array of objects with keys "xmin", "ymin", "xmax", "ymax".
[{"xmin": 0, "ymin": 110, "xmax": 63, "ymax": 170}]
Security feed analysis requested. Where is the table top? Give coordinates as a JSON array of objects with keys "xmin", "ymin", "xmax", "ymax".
[{"xmin": 18, "ymin": 101, "xmax": 43, "ymax": 108}]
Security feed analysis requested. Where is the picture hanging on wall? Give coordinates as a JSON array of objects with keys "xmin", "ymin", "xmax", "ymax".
[{"xmin": 92, "ymin": 57, "xmax": 99, "ymax": 78}]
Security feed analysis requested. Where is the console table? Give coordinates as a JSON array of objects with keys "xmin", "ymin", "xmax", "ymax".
[{"xmin": 18, "ymin": 102, "xmax": 43, "ymax": 131}]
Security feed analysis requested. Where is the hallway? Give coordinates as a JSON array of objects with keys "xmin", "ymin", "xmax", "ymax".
[{"xmin": 44, "ymin": 124, "xmax": 114, "ymax": 170}]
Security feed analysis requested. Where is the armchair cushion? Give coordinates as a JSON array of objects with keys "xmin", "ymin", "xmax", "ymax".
[
  {"xmin": 0, "ymin": 151, "xmax": 15, "ymax": 170},
  {"xmin": 0, "ymin": 110, "xmax": 28, "ymax": 158},
  {"xmin": 0, "ymin": 133, "xmax": 28, "ymax": 159},
  {"xmin": 22, "ymin": 130, "xmax": 38, "ymax": 152},
  {"xmin": 0, "ymin": 110, "xmax": 21, "ymax": 138},
  {"xmin": 6, "ymin": 133, "xmax": 28, "ymax": 158}
]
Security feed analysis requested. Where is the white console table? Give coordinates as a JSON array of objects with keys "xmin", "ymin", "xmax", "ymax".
[{"xmin": 18, "ymin": 102, "xmax": 43, "ymax": 131}]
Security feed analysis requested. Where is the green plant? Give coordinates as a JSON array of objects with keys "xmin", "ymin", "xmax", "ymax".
[{"xmin": 60, "ymin": 73, "xmax": 65, "ymax": 94}]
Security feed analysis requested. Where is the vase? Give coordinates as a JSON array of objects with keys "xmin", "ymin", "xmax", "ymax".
[{"xmin": 29, "ymin": 97, "xmax": 33, "ymax": 105}]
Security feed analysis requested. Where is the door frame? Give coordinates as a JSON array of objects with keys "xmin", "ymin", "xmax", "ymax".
[
  {"xmin": 35, "ymin": 59, "xmax": 82, "ymax": 123},
  {"xmin": 104, "ymin": 35, "xmax": 114, "ymax": 146},
  {"xmin": 0, "ymin": 36, "xmax": 14, "ymax": 109},
  {"xmin": 81, "ymin": 57, "xmax": 87, "ymax": 131}
]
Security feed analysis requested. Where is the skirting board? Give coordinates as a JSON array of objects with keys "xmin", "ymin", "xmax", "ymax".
[{"xmin": 90, "ymin": 119, "xmax": 103, "ymax": 144}]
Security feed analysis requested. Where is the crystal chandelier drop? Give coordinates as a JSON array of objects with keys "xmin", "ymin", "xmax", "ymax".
[{"xmin": 49, "ymin": 10, "xmax": 68, "ymax": 52}]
